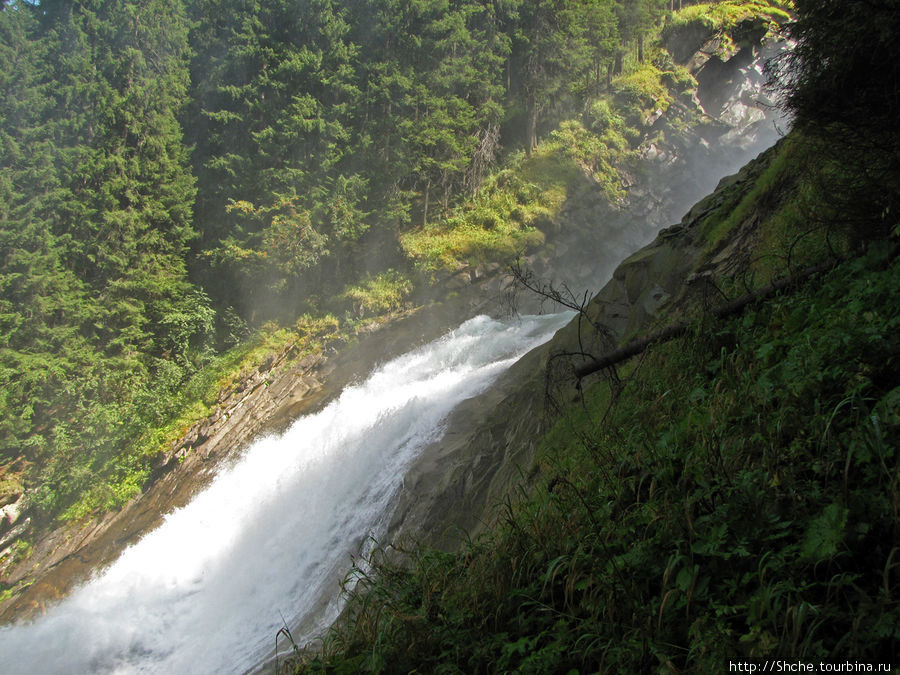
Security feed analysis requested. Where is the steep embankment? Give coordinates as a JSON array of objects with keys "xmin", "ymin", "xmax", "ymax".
[
  {"xmin": 300, "ymin": 129, "xmax": 900, "ymax": 672},
  {"xmin": 388, "ymin": 136, "xmax": 792, "ymax": 550}
]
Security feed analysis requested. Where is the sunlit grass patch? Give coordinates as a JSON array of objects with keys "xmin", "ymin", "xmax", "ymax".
[
  {"xmin": 401, "ymin": 150, "xmax": 568, "ymax": 271},
  {"xmin": 342, "ymin": 270, "xmax": 413, "ymax": 317}
]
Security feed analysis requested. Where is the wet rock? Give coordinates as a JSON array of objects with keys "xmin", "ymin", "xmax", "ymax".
[
  {"xmin": 196, "ymin": 420, "xmax": 212, "ymax": 445},
  {"xmin": 0, "ymin": 497, "xmax": 23, "ymax": 533},
  {"xmin": 259, "ymin": 354, "xmax": 275, "ymax": 372},
  {"xmin": 0, "ymin": 518, "xmax": 30, "ymax": 551}
]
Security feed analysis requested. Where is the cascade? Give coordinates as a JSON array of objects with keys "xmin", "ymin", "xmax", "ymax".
[{"xmin": 0, "ymin": 313, "xmax": 572, "ymax": 675}]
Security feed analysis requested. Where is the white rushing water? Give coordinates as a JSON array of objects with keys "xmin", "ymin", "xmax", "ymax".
[{"xmin": 0, "ymin": 312, "xmax": 572, "ymax": 675}]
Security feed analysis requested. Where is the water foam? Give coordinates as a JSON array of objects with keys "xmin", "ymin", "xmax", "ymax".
[{"xmin": 0, "ymin": 312, "xmax": 571, "ymax": 674}]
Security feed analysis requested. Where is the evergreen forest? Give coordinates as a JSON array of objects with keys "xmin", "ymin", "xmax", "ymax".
[
  {"xmin": 3, "ymin": 0, "xmax": 900, "ymax": 669},
  {"xmin": 1, "ymin": 0, "xmax": 693, "ymax": 522}
]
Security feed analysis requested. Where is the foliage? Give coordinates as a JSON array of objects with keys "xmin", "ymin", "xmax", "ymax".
[
  {"xmin": 661, "ymin": 0, "xmax": 791, "ymax": 65},
  {"xmin": 549, "ymin": 120, "xmax": 628, "ymax": 201},
  {"xmin": 773, "ymin": 0, "xmax": 900, "ymax": 241},
  {"xmin": 56, "ymin": 313, "xmax": 342, "ymax": 522},
  {"xmin": 294, "ymin": 246, "xmax": 900, "ymax": 672},
  {"xmin": 0, "ymin": 0, "xmax": 209, "ymax": 523},
  {"xmin": 665, "ymin": 0, "xmax": 791, "ymax": 35},
  {"xmin": 613, "ymin": 63, "xmax": 673, "ymax": 119},
  {"xmin": 341, "ymin": 270, "xmax": 413, "ymax": 318},
  {"xmin": 694, "ymin": 135, "xmax": 799, "ymax": 252}
]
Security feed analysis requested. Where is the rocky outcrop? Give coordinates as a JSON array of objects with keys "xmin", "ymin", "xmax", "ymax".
[
  {"xmin": 386, "ymin": 140, "xmax": 783, "ymax": 551},
  {"xmin": 0, "ymin": 342, "xmax": 335, "ymax": 622}
]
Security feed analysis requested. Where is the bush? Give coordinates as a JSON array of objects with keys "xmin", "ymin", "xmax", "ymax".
[{"xmin": 342, "ymin": 271, "xmax": 414, "ymax": 317}]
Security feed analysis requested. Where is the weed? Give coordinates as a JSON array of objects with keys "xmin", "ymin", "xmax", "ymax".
[{"xmin": 292, "ymin": 248, "xmax": 900, "ymax": 672}]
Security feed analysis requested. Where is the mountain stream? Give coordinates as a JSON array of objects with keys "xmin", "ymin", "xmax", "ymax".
[{"xmin": 0, "ymin": 312, "xmax": 572, "ymax": 674}]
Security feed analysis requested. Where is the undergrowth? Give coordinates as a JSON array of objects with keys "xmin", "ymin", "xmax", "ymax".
[
  {"xmin": 56, "ymin": 314, "xmax": 343, "ymax": 523},
  {"xmin": 400, "ymin": 151, "xmax": 559, "ymax": 272},
  {"xmin": 292, "ymin": 245, "xmax": 900, "ymax": 672}
]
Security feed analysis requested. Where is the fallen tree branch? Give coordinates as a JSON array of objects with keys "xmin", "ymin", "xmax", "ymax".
[{"xmin": 573, "ymin": 260, "xmax": 836, "ymax": 380}]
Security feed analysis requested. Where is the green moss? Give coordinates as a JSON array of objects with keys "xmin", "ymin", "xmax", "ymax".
[
  {"xmin": 548, "ymin": 120, "xmax": 628, "ymax": 203},
  {"xmin": 691, "ymin": 134, "xmax": 857, "ymax": 282},
  {"xmin": 695, "ymin": 138, "xmax": 796, "ymax": 256}
]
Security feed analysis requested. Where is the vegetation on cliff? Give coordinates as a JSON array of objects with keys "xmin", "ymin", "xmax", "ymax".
[
  {"xmin": 284, "ymin": 0, "xmax": 900, "ymax": 670},
  {"xmin": 2, "ymin": 0, "xmax": 784, "ymax": 537}
]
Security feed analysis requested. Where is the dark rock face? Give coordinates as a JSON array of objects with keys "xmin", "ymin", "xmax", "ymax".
[{"xmin": 386, "ymin": 141, "xmax": 782, "ymax": 553}]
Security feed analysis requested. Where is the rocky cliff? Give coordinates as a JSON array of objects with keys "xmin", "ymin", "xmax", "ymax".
[
  {"xmin": 517, "ymin": 25, "xmax": 790, "ymax": 300},
  {"xmin": 387, "ymin": 138, "xmax": 786, "ymax": 551}
]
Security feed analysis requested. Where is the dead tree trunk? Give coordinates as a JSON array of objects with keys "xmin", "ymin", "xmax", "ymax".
[{"xmin": 573, "ymin": 261, "xmax": 836, "ymax": 381}]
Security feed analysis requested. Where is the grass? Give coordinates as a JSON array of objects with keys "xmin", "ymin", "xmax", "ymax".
[
  {"xmin": 292, "ymin": 244, "xmax": 900, "ymax": 672},
  {"xmin": 691, "ymin": 134, "xmax": 857, "ymax": 285},
  {"xmin": 695, "ymin": 137, "xmax": 797, "ymax": 252},
  {"xmin": 401, "ymin": 86, "xmax": 641, "ymax": 273},
  {"xmin": 659, "ymin": 0, "xmax": 792, "ymax": 68}
]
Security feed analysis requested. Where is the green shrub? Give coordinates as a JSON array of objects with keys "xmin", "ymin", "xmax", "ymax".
[
  {"xmin": 401, "ymin": 156, "xmax": 558, "ymax": 271},
  {"xmin": 613, "ymin": 64, "xmax": 672, "ymax": 115},
  {"xmin": 342, "ymin": 271, "xmax": 414, "ymax": 317}
]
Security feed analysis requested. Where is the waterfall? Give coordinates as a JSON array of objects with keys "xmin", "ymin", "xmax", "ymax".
[{"xmin": 0, "ymin": 312, "xmax": 572, "ymax": 675}]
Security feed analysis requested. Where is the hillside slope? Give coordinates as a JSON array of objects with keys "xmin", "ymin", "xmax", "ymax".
[{"xmin": 290, "ymin": 131, "xmax": 900, "ymax": 670}]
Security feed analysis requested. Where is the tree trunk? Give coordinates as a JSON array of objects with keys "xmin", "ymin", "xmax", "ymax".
[
  {"xmin": 526, "ymin": 95, "xmax": 538, "ymax": 155},
  {"xmin": 573, "ymin": 261, "xmax": 836, "ymax": 381}
]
